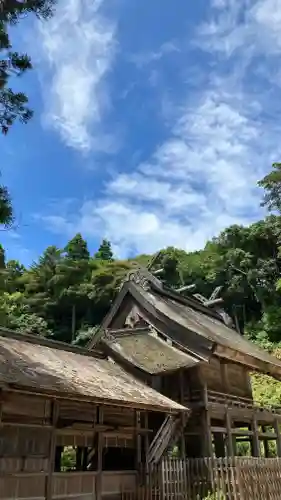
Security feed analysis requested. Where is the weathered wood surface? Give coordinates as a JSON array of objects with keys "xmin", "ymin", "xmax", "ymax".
[
  {"xmin": 159, "ymin": 457, "xmax": 281, "ymax": 500},
  {"xmin": 113, "ymin": 457, "xmax": 281, "ymax": 500}
]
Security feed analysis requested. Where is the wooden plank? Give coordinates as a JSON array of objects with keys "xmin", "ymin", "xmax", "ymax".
[{"xmin": 45, "ymin": 400, "xmax": 59, "ymax": 500}]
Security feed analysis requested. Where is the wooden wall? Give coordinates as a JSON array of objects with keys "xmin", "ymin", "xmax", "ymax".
[
  {"xmin": 199, "ymin": 356, "xmax": 253, "ymax": 399},
  {"xmin": 0, "ymin": 390, "xmax": 154, "ymax": 500}
]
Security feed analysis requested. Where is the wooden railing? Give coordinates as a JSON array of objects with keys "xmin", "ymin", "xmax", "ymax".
[{"xmin": 190, "ymin": 389, "xmax": 281, "ymax": 413}]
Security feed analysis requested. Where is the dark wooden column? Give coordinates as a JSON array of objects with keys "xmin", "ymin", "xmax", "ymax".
[
  {"xmin": 225, "ymin": 409, "xmax": 234, "ymax": 457},
  {"xmin": 251, "ymin": 415, "xmax": 260, "ymax": 457},
  {"xmin": 96, "ymin": 406, "xmax": 104, "ymax": 500},
  {"xmin": 46, "ymin": 400, "xmax": 59, "ymax": 500},
  {"xmin": 134, "ymin": 410, "xmax": 141, "ymax": 469},
  {"xmin": 202, "ymin": 385, "xmax": 213, "ymax": 457},
  {"xmin": 274, "ymin": 419, "xmax": 281, "ymax": 457},
  {"xmin": 179, "ymin": 370, "xmax": 186, "ymax": 458}
]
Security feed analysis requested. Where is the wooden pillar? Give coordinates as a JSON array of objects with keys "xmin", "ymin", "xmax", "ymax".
[
  {"xmin": 0, "ymin": 390, "xmax": 2, "ymax": 425},
  {"xmin": 225, "ymin": 409, "xmax": 234, "ymax": 457},
  {"xmin": 274, "ymin": 419, "xmax": 281, "ymax": 457},
  {"xmin": 179, "ymin": 370, "xmax": 186, "ymax": 458},
  {"xmin": 221, "ymin": 361, "xmax": 228, "ymax": 393},
  {"xmin": 135, "ymin": 410, "xmax": 141, "ymax": 469},
  {"xmin": 96, "ymin": 406, "xmax": 104, "ymax": 500},
  {"xmin": 251, "ymin": 415, "xmax": 260, "ymax": 457},
  {"xmin": 262, "ymin": 426, "xmax": 270, "ymax": 458},
  {"xmin": 202, "ymin": 385, "xmax": 212, "ymax": 457},
  {"xmin": 45, "ymin": 400, "xmax": 59, "ymax": 500},
  {"xmin": 144, "ymin": 411, "xmax": 149, "ymax": 460}
]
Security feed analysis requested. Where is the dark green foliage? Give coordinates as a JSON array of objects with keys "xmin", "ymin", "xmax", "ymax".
[
  {"xmin": 65, "ymin": 234, "xmax": 90, "ymax": 261},
  {"xmin": 258, "ymin": 162, "xmax": 281, "ymax": 212},
  {"xmin": 95, "ymin": 239, "xmax": 114, "ymax": 261},
  {"xmin": 0, "ymin": 184, "xmax": 13, "ymax": 226},
  {"xmin": 0, "ymin": 0, "xmax": 56, "ymax": 134},
  {"xmin": 8, "ymin": 311, "xmax": 51, "ymax": 336},
  {"xmin": 1, "ymin": 215, "xmax": 281, "ymax": 348}
]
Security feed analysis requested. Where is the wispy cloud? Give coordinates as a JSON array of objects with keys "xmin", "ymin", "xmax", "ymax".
[
  {"xmin": 37, "ymin": 0, "xmax": 281, "ymax": 257},
  {"xmin": 38, "ymin": 74, "xmax": 280, "ymax": 256},
  {"xmin": 36, "ymin": 0, "xmax": 116, "ymax": 152},
  {"xmin": 128, "ymin": 41, "xmax": 180, "ymax": 68},
  {"xmin": 198, "ymin": 0, "xmax": 281, "ymax": 59}
]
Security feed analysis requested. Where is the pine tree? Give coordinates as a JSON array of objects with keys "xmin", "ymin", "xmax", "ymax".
[
  {"xmin": 95, "ymin": 239, "xmax": 114, "ymax": 261},
  {"xmin": 65, "ymin": 234, "xmax": 90, "ymax": 261},
  {"xmin": 0, "ymin": 0, "xmax": 56, "ymax": 133},
  {"xmin": 0, "ymin": 184, "xmax": 13, "ymax": 226}
]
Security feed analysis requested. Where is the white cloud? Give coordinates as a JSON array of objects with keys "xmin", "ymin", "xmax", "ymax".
[
  {"xmin": 36, "ymin": 0, "xmax": 116, "ymax": 152},
  {"xmin": 39, "ymin": 75, "xmax": 279, "ymax": 256},
  {"xmin": 198, "ymin": 0, "xmax": 281, "ymax": 58},
  {"xmin": 40, "ymin": 199, "xmax": 244, "ymax": 258},
  {"xmin": 37, "ymin": 0, "xmax": 281, "ymax": 257},
  {"xmin": 128, "ymin": 41, "xmax": 180, "ymax": 68}
]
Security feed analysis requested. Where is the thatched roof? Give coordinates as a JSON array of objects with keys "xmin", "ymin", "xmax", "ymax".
[
  {"xmin": 103, "ymin": 328, "xmax": 200, "ymax": 375},
  {"xmin": 93, "ymin": 267, "xmax": 281, "ymax": 380},
  {"xmin": 0, "ymin": 330, "xmax": 185, "ymax": 413}
]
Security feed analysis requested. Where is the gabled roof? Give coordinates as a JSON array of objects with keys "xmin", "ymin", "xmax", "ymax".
[
  {"xmin": 102, "ymin": 327, "xmax": 200, "ymax": 375},
  {"xmin": 90, "ymin": 267, "xmax": 281, "ymax": 381},
  {"xmin": 0, "ymin": 329, "xmax": 185, "ymax": 413}
]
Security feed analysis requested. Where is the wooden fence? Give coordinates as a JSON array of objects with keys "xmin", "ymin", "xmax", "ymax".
[{"xmin": 122, "ymin": 457, "xmax": 281, "ymax": 500}]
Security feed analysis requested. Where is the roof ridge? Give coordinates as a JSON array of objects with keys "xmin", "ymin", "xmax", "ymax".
[
  {"xmin": 125, "ymin": 266, "xmax": 227, "ymax": 324},
  {"xmin": 0, "ymin": 327, "xmax": 106, "ymax": 359}
]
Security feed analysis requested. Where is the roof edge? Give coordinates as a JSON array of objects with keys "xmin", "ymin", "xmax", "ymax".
[
  {"xmin": 215, "ymin": 344, "xmax": 281, "ymax": 380},
  {"xmin": 0, "ymin": 328, "xmax": 106, "ymax": 360},
  {"xmin": 5, "ymin": 383, "xmax": 188, "ymax": 414}
]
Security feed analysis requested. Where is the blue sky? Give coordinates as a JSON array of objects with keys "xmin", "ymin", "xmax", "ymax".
[{"xmin": 1, "ymin": 0, "xmax": 281, "ymax": 265}]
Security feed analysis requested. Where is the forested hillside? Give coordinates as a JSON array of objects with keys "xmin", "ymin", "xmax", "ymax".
[
  {"xmin": 1, "ymin": 215, "xmax": 281, "ymax": 350},
  {"xmin": 1, "ymin": 163, "xmax": 281, "ymax": 405}
]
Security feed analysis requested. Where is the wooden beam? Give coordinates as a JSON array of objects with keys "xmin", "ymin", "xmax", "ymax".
[
  {"xmin": 232, "ymin": 429, "xmax": 253, "ymax": 437},
  {"xmin": 211, "ymin": 426, "xmax": 227, "ymax": 434},
  {"xmin": 45, "ymin": 400, "xmax": 59, "ymax": 500}
]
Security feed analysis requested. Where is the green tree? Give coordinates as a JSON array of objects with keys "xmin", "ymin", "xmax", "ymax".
[
  {"xmin": 95, "ymin": 239, "xmax": 114, "ymax": 261},
  {"xmin": 0, "ymin": 184, "xmax": 13, "ymax": 226},
  {"xmin": 258, "ymin": 162, "xmax": 281, "ymax": 213},
  {"xmin": 5, "ymin": 259, "xmax": 25, "ymax": 293},
  {"xmin": 65, "ymin": 234, "xmax": 90, "ymax": 261},
  {"xmin": 0, "ymin": 0, "xmax": 56, "ymax": 133}
]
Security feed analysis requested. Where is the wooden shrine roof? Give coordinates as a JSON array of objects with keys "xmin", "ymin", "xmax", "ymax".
[
  {"xmin": 0, "ymin": 329, "xmax": 185, "ymax": 413},
  {"xmin": 102, "ymin": 327, "xmax": 200, "ymax": 375},
  {"xmin": 93, "ymin": 267, "xmax": 281, "ymax": 380}
]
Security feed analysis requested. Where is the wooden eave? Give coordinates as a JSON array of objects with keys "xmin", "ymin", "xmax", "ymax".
[{"xmin": 90, "ymin": 278, "xmax": 281, "ymax": 381}]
